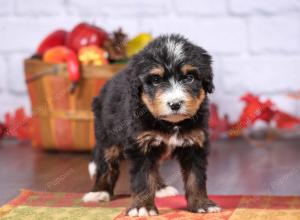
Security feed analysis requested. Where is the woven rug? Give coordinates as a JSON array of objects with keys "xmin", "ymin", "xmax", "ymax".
[{"xmin": 1, "ymin": 190, "xmax": 300, "ymax": 220}]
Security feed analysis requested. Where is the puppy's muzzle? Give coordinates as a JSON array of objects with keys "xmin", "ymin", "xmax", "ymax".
[{"xmin": 167, "ymin": 100, "xmax": 184, "ymax": 111}]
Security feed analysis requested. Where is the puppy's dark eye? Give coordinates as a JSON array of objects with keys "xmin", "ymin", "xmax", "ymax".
[
  {"xmin": 181, "ymin": 74, "xmax": 194, "ymax": 84},
  {"xmin": 151, "ymin": 75, "xmax": 162, "ymax": 86}
]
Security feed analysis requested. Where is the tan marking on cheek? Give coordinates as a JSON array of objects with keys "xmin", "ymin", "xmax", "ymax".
[
  {"xmin": 185, "ymin": 89, "xmax": 206, "ymax": 116},
  {"xmin": 181, "ymin": 64, "xmax": 198, "ymax": 75},
  {"xmin": 150, "ymin": 66, "xmax": 165, "ymax": 77},
  {"xmin": 141, "ymin": 90, "xmax": 166, "ymax": 118}
]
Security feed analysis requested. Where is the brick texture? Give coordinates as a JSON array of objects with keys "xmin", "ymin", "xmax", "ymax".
[
  {"xmin": 174, "ymin": 0, "xmax": 227, "ymax": 15},
  {"xmin": 7, "ymin": 53, "xmax": 31, "ymax": 94},
  {"xmin": 0, "ymin": 56, "xmax": 7, "ymax": 92},
  {"xmin": 0, "ymin": 1, "xmax": 13, "ymax": 15},
  {"xmin": 229, "ymin": 0, "xmax": 300, "ymax": 14},
  {"xmin": 220, "ymin": 56, "xmax": 300, "ymax": 94},
  {"xmin": 15, "ymin": 0, "xmax": 66, "ymax": 16},
  {"xmin": 0, "ymin": 0, "xmax": 299, "ymax": 121},
  {"xmin": 249, "ymin": 15, "xmax": 300, "ymax": 54}
]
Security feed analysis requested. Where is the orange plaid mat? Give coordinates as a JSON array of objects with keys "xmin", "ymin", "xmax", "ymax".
[{"xmin": 1, "ymin": 190, "xmax": 300, "ymax": 220}]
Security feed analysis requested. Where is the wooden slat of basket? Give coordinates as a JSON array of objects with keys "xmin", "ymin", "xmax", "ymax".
[
  {"xmin": 73, "ymin": 120, "xmax": 90, "ymax": 150},
  {"xmin": 25, "ymin": 59, "xmax": 126, "ymax": 151},
  {"xmin": 31, "ymin": 117, "xmax": 42, "ymax": 147},
  {"xmin": 46, "ymin": 76, "xmax": 70, "ymax": 111},
  {"xmin": 53, "ymin": 118, "xmax": 73, "ymax": 151},
  {"xmin": 42, "ymin": 71, "xmax": 56, "ymax": 150},
  {"xmin": 89, "ymin": 120, "xmax": 95, "ymax": 150}
]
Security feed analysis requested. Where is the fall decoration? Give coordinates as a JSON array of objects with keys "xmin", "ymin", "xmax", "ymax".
[
  {"xmin": 79, "ymin": 45, "xmax": 109, "ymax": 66},
  {"xmin": 24, "ymin": 59, "xmax": 125, "ymax": 151},
  {"xmin": 103, "ymin": 28, "xmax": 128, "ymax": 61},
  {"xmin": 209, "ymin": 104, "xmax": 232, "ymax": 140},
  {"xmin": 126, "ymin": 33, "xmax": 152, "ymax": 57},
  {"xmin": 229, "ymin": 93, "xmax": 300, "ymax": 136},
  {"xmin": 43, "ymin": 46, "xmax": 71, "ymax": 64},
  {"xmin": 66, "ymin": 22, "xmax": 108, "ymax": 52},
  {"xmin": 43, "ymin": 46, "xmax": 80, "ymax": 92},
  {"xmin": 0, "ymin": 123, "xmax": 6, "ymax": 140},
  {"xmin": 4, "ymin": 108, "xmax": 32, "ymax": 141},
  {"xmin": 36, "ymin": 30, "xmax": 68, "ymax": 55}
]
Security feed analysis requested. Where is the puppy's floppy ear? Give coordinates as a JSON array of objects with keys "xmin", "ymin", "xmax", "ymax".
[
  {"xmin": 199, "ymin": 52, "xmax": 215, "ymax": 94},
  {"xmin": 203, "ymin": 65, "xmax": 214, "ymax": 94},
  {"xmin": 125, "ymin": 65, "xmax": 143, "ymax": 107}
]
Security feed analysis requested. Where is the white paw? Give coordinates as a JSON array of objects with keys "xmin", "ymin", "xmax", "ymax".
[
  {"xmin": 149, "ymin": 209, "xmax": 158, "ymax": 216},
  {"xmin": 82, "ymin": 191, "xmax": 110, "ymax": 202},
  {"xmin": 197, "ymin": 208, "xmax": 206, "ymax": 213},
  {"xmin": 155, "ymin": 186, "xmax": 178, "ymax": 198},
  {"xmin": 88, "ymin": 161, "xmax": 97, "ymax": 179},
  {"xmin": 207, "ymin": 206, "xmax": 222, "ymax": 213},
  {"xmin": 127, "ymin": 207, "xmax": 158, "ymax": 217}
]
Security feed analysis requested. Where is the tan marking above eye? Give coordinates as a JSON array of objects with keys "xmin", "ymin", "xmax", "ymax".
[
  {"xmin": 149, "ymin": 66, "xmax": 165, "ymax": 77},
  {"xmin": 181, "ymin": 64, "xmax": 198, "ymax": 75}
]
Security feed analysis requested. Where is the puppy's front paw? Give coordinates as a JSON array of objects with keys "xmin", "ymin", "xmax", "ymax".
[
  {"xmin": 82, "ymin": 191, "xmax": 110, "ymax": 202},
  {"xmin": 155, "ymin": 186, "xmax": 178, "ymax": 198},
  {"xmin": 188, "ymin": 199, "xmax": 221, "ymax": 213},
  {"xmin": 127, "ymin": 206, "xmax": 158, "ymax": 217},
  {"xmin": 207, "ymin": 206, "xmax": 222, "ymax": 213}
]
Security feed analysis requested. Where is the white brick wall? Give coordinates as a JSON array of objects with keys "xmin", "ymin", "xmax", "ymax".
[
  {"xmin": 249, "ymin": 15, "xmax": 300, "ymax": 54},
  {"xmin": 15, "ymin": 0, "xmax": 66, "ymax": 16},
  {"xmin": 0, "ymin": 55, "xmax": 7, "ymax": 92},
  {"xmin": 0, "ymin": 1, "xmax": 13, "ymax": 15},
  {"xmin": 0, "ymin": 0, "xmax": 300, "ymax": 121},
  {"xmin": 229, "ymin": 0, "xmax": 300, "ymax": 15}
]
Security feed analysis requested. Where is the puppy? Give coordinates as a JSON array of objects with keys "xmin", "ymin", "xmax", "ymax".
[{"xmin": 83, "ymin": 34, "xmax": 221, "ymax": 216}]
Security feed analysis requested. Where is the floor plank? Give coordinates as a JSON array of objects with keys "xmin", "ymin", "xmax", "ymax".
[{"xmin": 1, "ymin": 137, "xmax": 300, "ymax": 205}]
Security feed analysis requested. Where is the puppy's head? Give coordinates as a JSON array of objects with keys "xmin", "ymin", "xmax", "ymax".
[{"xmin": 129, "ymin": 34, "xmax": 214, "ymax": 123}]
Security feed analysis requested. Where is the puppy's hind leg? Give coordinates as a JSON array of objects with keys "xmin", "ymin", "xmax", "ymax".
[
  {"xmin": 83, "ymin": 145, "xmax": 121, "ymax": 203},
  {"xmin": 155, "ymin": 173, "xmax": 179, "ymax": 198}
]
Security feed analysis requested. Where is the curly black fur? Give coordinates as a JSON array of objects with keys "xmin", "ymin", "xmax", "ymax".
[{"xmin": 87, "ymin": 34, "xmax": 220, "ymax": 216}]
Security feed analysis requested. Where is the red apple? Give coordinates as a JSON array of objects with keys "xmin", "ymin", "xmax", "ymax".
[
  {"xmin": 36, "ymin": 29, "xmax": 68, "ymax": 55},
  {"xmin": 66, "ymin": 22, "xmax": 108, "ymax": 52}
]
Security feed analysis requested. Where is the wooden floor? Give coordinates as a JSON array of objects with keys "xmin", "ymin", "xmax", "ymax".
[{"xmin": 1, "ymin": 137, "xmax": 300, "ymax": 205}]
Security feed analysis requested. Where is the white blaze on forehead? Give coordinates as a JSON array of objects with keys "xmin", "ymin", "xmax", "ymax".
[{"xmin": 166, "ymin": 38, "xmax": 184, "ymax": 62}]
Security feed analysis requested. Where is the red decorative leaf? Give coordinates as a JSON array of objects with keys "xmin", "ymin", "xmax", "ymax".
[{"xmin": 4, "ymin": 107, "xmax": 32, "ymax": 140}]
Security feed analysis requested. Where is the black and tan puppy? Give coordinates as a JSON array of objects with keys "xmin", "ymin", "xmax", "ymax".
[{"xmin": 83, "ymin": 34, "xmax": 221, "ymax": 217}]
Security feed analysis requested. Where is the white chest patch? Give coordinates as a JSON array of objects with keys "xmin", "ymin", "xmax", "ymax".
[
  {"xmin": 162, "ymin": 126, "xmax": 202, "ymax": 160},
  {"xmin": 137, "ymin": 128, "xmax": 205, "ymax": 159},
  {"xmin": 168, "ymin": 132, "xmax": 184, "ymax": 147},
  {"xmin": 161, "ymin": 134, "xmax": 181, "ymax": 159}
]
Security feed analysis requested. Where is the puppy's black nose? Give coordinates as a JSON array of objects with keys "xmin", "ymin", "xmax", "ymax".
[{"xmin": 168, "ymin": 101, "xmax": 182, "ymax": 111}]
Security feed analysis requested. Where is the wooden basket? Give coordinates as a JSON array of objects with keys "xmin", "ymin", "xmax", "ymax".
[{"xmin": 24, "ymin": 59, "xmax": 125, "ymax": 151}]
